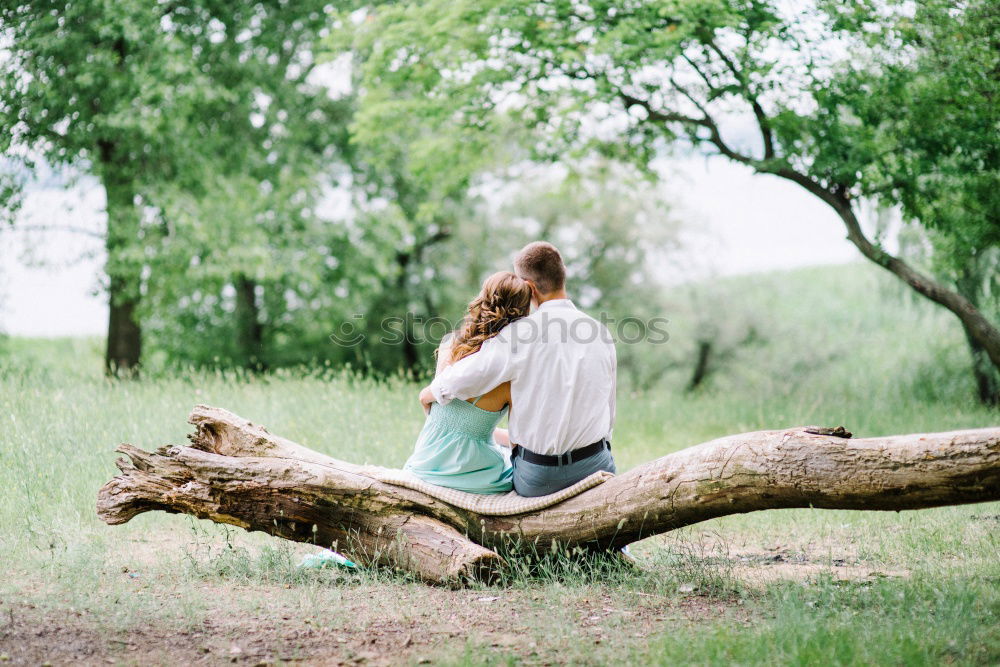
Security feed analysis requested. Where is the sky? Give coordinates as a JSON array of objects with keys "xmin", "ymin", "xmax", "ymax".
[{"xmin": 0, "ymin": 153, "xmax": 861, "ymax": 337}]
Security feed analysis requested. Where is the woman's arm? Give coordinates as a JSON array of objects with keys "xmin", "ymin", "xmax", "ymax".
[
  {"xmin": 434, "ymin": 334, "xmax": 454, "ymax": 377},
  {"xmin": 418, "ymin": 385, "xmax": 435, "ymax": 414},
  {"xmin": 492, "ymin": 427, "xmax": 511, "ymax": 447},
  {"xmin": 429, "ymin": 333, "xmax": 516, "ymax": 406},
  {"xmin": 420, "ymin": 335, "xmax": 455, "ymax": 413}
]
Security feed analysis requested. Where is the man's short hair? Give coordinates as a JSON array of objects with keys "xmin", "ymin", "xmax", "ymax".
[{"xmin": 514, "ymin": 241, "xmax": 566, "ymax": 294}]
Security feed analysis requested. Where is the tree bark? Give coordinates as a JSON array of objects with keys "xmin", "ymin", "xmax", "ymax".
[
  {"xmin": 686, "ymin": 339, "xmax": 713, "ymax": 392},
  {"xmin": 956, "ymin": 261, "xmax": 1000, "ymax": 406},
  {"xmin": 99, "ymin": 141, "xmax": 143, "ymax": 376},
  {"xmin": 964, "ymin": 328, "xmax": 1000, "ymax": 406},
  {"xmin": 829, "ymin": 193, "xmax": 1000, "ymax": 380},
  {"xmin": 97, "ymin": 405, "xmax": 1000, "ymax": 584},
  {"xmin": 234, "ymin": 275, "xmax": 266, "ymax": 370},
  {"xmin": 767, "ymin": 165, "xmax": 1000, "ymax": 386},
  {"xmin": 105, "ymin": 275, "xmax": 142, "ymax": 375}
]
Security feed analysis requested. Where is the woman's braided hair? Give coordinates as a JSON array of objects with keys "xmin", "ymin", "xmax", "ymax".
[{"xmin": 448, "ymin": 271, "xmax": 532, "ymax": 363}]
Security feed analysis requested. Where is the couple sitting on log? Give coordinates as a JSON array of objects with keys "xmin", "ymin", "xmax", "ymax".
[{"xmin": 406, "ymin": 241, "xmax": 618, "ymax": 497}]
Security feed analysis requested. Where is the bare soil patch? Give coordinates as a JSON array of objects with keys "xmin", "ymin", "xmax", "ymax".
[
  {"xmin": 1, "ymin": 580, "xmax": 744, "ymax": 666},
  {"xmin": 1, "ymin": 529, "xmax": 911, "ymax": 665}
]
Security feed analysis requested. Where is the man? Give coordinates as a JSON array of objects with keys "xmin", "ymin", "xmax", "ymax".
[{"xmin": 419, "ymin": 241, "xmax": 617, "ymax": 496}]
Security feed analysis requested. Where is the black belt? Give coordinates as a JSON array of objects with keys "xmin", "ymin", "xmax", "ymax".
[{"xmin": 511, "ymin": 439, "xmax": 610, "ymax": 467}]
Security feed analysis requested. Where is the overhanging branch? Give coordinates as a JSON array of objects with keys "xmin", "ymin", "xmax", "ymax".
[
  {"xmin": 616, "ymin": 89, "xmax": 754, "ymax": 165},
  {"xmin": 703, "ymin": 40, "xmax": 775, "ymax": 160}
]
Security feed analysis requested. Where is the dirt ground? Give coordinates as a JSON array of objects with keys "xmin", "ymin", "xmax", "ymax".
[
  {"xmin": 0, "ymin": 544, "xmax": 900, "ymax": 666},
  {"xmin": 0, "ymin": 590, "xmax": 739, "ymax": 666}
]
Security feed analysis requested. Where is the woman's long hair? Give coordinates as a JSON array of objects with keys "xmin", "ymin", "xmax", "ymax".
[{"xmin": 448, "ymin": 271, "xmax": 532, "ymax": 363}]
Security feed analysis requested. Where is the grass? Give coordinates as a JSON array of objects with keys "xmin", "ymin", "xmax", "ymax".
[
  {"xmin": 1, "ymin": 261, "xmax": 999, "ymax": 665},
  {"xmin": 647, "ymin": 574, "xmax": 1000, "ymax": 665}
]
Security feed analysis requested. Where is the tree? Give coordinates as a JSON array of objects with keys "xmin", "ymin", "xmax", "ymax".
[
  {"xmin": 142, "ymin": 169, "xmax": 348, "ymax": 370},
  {"xmin": 353, "ymin": 160, "xmax": 685, "ymax": 380},
  {"xmin": 318, "ymin": 35, "xmax": 518, "ymax": 376},
  {"xmin": 338, "ymin": 0, "xmax": 1000, "ymax": 402},
  {"xmin": 97, "ymin": 405, "xmax": 1000, "ymax": 583},
  {"xmin": 341, "ymin": 160, "xmax": 462, "ymax": 376},
  {"xmin": 0, "ymin": 1, "xmax": 349, "ymax": 373},
  {"xmin": 829, "ymin": 0, "xmax": 1000, "ymax": 403}
]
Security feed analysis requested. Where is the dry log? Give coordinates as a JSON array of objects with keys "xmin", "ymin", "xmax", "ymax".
[{"xmin": 97, "ymin": 405, "xmax": 1000, "ymax": 583}]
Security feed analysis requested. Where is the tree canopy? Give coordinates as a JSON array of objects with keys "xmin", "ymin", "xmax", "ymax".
[
  {"xmin": 0, "ymin": 0, "xmax": 351, "ymax": 371},
  {"xmin": 337, "ymin": 0, "xmax": 1000, "ymax": 402}
]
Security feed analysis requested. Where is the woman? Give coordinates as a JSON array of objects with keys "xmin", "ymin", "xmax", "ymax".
[{"xmin": 403, "ymin": 271, "xmax": 531, "ymax": 493}]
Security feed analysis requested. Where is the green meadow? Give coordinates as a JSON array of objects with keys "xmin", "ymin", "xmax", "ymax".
[{"xmin": 2, "ymin": 263, "xmax": 998, "ymax": 665}]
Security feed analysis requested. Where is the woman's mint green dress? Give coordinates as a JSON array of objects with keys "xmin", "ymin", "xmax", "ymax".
[{"xmin": 404, "ymin": 397, "xmax": 513, "ymax": 494}]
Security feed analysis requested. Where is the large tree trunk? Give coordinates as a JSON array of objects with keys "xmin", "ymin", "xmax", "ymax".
[
  {"xmin": 963, "ymin": 325, "xmax": 1000, "ymax": 406},
  {"xmin": 234, "ymin": 275, "xmax": 266, "ymax": 371},
  {"xmin": 105, "ymin": 275, "xmax": 142, "ymax": 375},
  {"xmin": 97, "ymin": 406, "xmax": 1000, "ymax": 584},
  {"xmin": 956, "ymin": 260, "xmax": 1000, "ymax": 406},
  {"xmin": 833, "ymin": 198, "xmax": 1000, "ymax": 389},
  {"xmin": 99, "ymin": 142, "xmax": 142, "ymax": 376},
  {"xmin": 778, "ymin": 170, "xmax": 1000, "ymax": 402}
]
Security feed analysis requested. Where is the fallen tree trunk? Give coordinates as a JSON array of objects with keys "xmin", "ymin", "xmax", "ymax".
[{"xmin": 97, "ymin": 405, "xmax": 1000, "ymax": 583}]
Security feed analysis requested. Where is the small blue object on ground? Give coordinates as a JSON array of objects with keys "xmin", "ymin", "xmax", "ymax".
[{"xmin": 298, "ymin": 549, "xmax": 358, "ymax": 570}]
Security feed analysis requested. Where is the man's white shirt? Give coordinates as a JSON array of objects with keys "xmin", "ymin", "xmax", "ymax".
[{"xmin": 429, "ymin": 299, "xmax": 616, "ymax": 456}]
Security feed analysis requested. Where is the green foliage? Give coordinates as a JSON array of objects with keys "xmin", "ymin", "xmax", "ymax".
[
  {"xmin": 338, "ymin": 0, "xmax": 1000, "ymax": 397},
  {"xmin": 133, "ymin": 156, "xmax": 688, "ymax": 376},
  {"xmin": 141, "ymin": 171, "xmax": 355, "ymax": 369},
  {"xmin": 341, "ymin": 0, "xmax": 996, "ymax": 236},
  {"xmin": 0, "ymin": 1, "xmax": 349, "ymax": 190},
  {"xmin": 819, "ymin": 1, "xmax": 999, "ymax": 270},
  {"xmin": 0, "ymin": 1, "xmax": 354, "ymax": 366},
  {"xmin": 4, "ymin": 0, "xmax": 995, "ymax": 387}
]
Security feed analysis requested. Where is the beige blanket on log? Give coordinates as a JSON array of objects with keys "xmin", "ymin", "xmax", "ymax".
[{"xmin": 372, "ymin": 469, "xmax": 613, "ymax": 516}]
